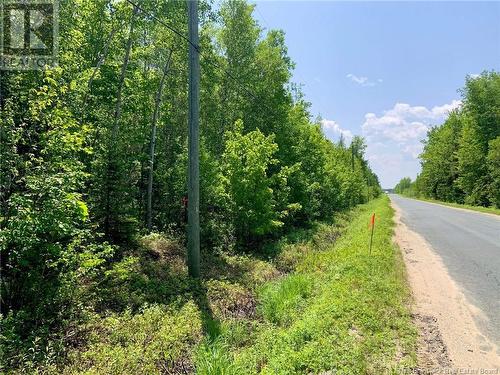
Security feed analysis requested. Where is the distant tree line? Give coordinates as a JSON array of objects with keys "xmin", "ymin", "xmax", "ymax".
[
  {"xmin": 0, "ymin": 0, "xmax": 380, "ymax": 369},
  {"xmin": 394, "ymin": 177, "xmax": 414, "ymax": 195},
  {"xmin": 394, "ymin": 71, "xmax": 499, "ymax": 207}
]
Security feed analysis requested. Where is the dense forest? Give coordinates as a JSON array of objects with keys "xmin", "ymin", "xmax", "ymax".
[
  {"xmin": 0, "ymin": 0, "xmax": 381, "ymax": 372},
  {"xmin": 394, "ymin": 71, "xmax": 500, "ymax": 207}
]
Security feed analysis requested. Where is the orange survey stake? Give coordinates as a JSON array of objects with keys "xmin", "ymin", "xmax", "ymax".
[{"xmin": 369, "ymin": 213, "xmax": 375, "ymax": 254}]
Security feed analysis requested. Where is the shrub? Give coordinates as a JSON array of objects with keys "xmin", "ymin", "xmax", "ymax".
[
  {"xmin": 221, "ymin": 120, "xmax": 287, "ymax": 242},
  {"xmin": 66, "ymin": 302, "xmax": 203, "ymax": 374},
  {"xmin": 206, "ymin": 280, "xmax": 256, "ymax": 320}
]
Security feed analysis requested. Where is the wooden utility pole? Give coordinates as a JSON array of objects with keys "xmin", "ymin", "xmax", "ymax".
[{"xmin": 187, "ymin": 0, "xmax": 200, "ymax": 278}]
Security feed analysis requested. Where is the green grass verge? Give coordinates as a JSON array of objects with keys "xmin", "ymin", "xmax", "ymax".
[
  {"xmin": 53, "ymin": 196, "xmax": 416, "ymax": 374},
  {"xmin": 196, "ymin": 196, "xmax": 417, "ymax": 374},
  {"xmin": 400, "ymin": 195, "xmax": 500, "ymax": 216}
]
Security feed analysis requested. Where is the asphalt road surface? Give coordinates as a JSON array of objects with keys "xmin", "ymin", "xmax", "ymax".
[{"xmin": 389, "ymin": 194, "xmax": 500, "ymax": 346}]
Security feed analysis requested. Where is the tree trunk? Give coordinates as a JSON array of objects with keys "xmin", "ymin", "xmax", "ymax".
[
  {"xmin": 111, "ymin": 6, "xmax": 138, "ymax": 142},
  {"xmin": 81, "ymin": 22, "xmax": 121, "ymax": 136},
  {"xmin": 147, "ymin": 50, "xmax": 173, "ymax": 231},
  {"xmin": 87, "ymin": 23, "xmax": 120, "ymax": 92},
  {"xmin": 104, "ymin": 6, "xmax": 138, "ymax": 237}
]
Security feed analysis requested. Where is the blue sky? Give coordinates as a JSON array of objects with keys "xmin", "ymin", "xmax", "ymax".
[{"xmin": 250, "ymin": 1, "xmax": 500, "ymax": 188}]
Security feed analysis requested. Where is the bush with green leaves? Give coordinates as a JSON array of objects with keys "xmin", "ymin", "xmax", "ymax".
[
  {"xmin": 0, "ymin": 0, "xmax": 383, "ymax": 372},
  {"xmin": 487, "ymin": 137, "xmax": 500, "ymax": 207},
  {"xmin": 414, "ymin": 71, "xmax": 499, "ymax": 207},
  {"xmin": 0, "ymin": 71, "xmax": 115, "ymax": 372},
  {"xmin": 221, "ymin": 120, "xmax": 288, "ymax": 241},
  {"xmin": 65, "ymin": 302, "xmax": 203, "ymax": 374}
]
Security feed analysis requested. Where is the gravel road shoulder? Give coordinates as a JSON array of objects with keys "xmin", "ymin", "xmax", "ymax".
[{"xmin": 391, "ymin": 200, "xmax": 500, "ymax": 371}]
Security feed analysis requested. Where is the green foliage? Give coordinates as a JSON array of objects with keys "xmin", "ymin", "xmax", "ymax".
[
  {"xmin": 394, "ymin": 177, "xmax": 413, "ymax": 195},
  {"xmin": 259, "ymin": 274, "xmax": 314, "ymax": 326},
  {"xmin": 196, "ymin": 197, "xmax": 416, "ymax": 374},
  {"xmin": 0, "ymin": 72, "xmax": 116, "ymax": 372},
  {"xmin": 0, "ymin": 0, "xmax": 381, "ymax": 372},
  {"xmin": 222, "ymin": 120, "xmax": 285, "ymax": 240},
  {"xmin": 487, "ymin": 137, "xmax": 500, "ymax": 207},
  {"xmin": 96, "ymin": 234, "xmax": 193, "ymax": 312},
  {"xmin": 456, "ymin": 117, "xmax": 488, "ymax": 205},
  {"xmin": 195, "ymin": 339, "xmax": 241, "ymax": 375},
  {"xmin": 412, "ymin": 71, "xmax": 499, "ymax": 207},
  {"xmin": 65, "ymin": 302, "xmax": 203, "ymax": 374},
  {"xmin": 417, "ymin": 111, "xmax": 463, "ymax": 201}
]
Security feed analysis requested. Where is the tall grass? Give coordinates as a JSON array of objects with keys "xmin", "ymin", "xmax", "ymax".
[{"xmin": 195, "ymin": 196, "xmax": 417, "ymax": 374}]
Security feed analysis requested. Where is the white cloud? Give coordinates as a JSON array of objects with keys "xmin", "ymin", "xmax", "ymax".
[
  {"xmin": 346, "ymin": 73, "xmax": 382, "ymax": 87},
  {"xmin": 430, "ymin": 100, "xmax": 462, "ymax": 117},
  {"xmin": 362, "ymin": 100, "xmax": 461, "ymax": 145},
  {"xmin": 321, "ymin": 119, "xmax": 353, "ymax": 143},
  {"xmin": 347, "ymin": 74, "xmax": 370, "ymax": 85},
  {"xmin": 361, "ymin": 100, "xmax": 461, "ymax": 188}
]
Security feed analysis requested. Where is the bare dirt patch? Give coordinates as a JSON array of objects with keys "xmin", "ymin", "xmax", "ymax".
[
  {"xmin": 392, "ymin": 201, "xmax": 500, "ymax": 371},
  {"xmin": 412, "ymin": 313, "xmax": 451, "ymax": 370}
]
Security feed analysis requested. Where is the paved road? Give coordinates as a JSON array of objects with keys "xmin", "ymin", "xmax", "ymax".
[{"xmin": 389, "ymin": 194, "xmax": 500, "ymax": 346}]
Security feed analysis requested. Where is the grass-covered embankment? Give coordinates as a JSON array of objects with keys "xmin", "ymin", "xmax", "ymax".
[{"xmin": 196, "ymin": 195, "xmax": 417, "ymax": 374}]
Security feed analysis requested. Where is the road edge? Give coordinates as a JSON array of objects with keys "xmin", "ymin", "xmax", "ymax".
[
  {"xmin": 391, "ymin": 199, "xmax": 500, "ymax": 370},
  {"xmin": 394, "ymin": 195, "xmax": 500, "ymax": 220}
]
